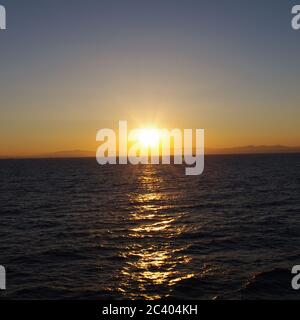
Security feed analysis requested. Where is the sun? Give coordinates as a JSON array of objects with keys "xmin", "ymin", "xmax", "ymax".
[{"xmin": 137, "ymin": 128, "xmax": 160, "ymax": 148}]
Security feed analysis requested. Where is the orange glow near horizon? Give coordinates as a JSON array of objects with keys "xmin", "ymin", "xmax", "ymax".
[{"xmin": 1, "ymin": 118, "xmax": 300, "ymax": 158}]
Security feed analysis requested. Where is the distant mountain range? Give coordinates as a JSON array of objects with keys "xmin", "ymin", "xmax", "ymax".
[
  {"xmin": 205, "ymin": 145, "xmax": 300, "ymax": 155},
  {"xmin": 1, "ymin": 145, "xmax": 300, "ymax": 159}
]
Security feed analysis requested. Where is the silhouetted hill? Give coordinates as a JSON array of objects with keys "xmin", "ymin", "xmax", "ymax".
[
  {"xmin": 206, "ymin": 145, "xmax": 300, "ymax": 155},
  {"xmin": 1, "ymin": 145, "xmax": 300, "ymax": 159}
]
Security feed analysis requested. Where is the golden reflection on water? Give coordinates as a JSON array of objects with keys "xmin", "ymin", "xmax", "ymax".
[{"xmin": 118, "ymin": 165, "xmax": 194, "ymax": 299}]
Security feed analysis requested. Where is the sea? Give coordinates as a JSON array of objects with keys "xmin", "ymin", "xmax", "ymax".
[{"xmin": 0, "ymin": 154, "xmax": 300, "ymax": 300}]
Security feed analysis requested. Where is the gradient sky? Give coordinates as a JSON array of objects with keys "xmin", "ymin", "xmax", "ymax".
[{"xmin": 0, "ymin": 0, "xmax": 300, "ymax": 156}]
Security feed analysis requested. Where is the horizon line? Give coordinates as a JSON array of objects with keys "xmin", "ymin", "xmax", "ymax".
[{"xmin": 1, "ymin": 145, "xmax": 300, "ymax": 160}]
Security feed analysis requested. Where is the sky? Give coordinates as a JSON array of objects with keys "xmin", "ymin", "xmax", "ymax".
[{"xmin": 0, "ymin": 0, "xmax": 300, "ymax": 156}]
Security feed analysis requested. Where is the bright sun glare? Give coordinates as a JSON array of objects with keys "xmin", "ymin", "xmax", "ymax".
[{"xmin": 137, "ymin": 128, "xmax": 160, "ymax": 148}]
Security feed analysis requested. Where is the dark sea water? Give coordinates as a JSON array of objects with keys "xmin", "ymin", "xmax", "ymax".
[{"xmin": 0, "ymin": 154, "xmax": 300, "ymax": 300}]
